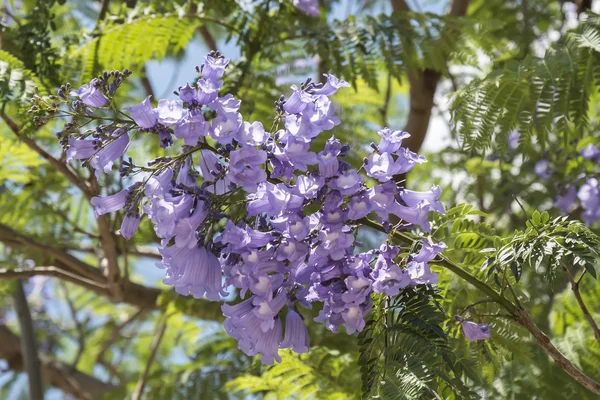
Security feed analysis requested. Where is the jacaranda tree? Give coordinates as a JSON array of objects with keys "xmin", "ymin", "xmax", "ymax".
[{"xmin": 1, "ymin": 0, "xmax": 600, "ymax": 399}]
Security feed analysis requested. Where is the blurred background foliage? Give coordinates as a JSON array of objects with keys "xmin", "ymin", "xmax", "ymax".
[{"xmin": 1, "ymin": 0, "xmax": 600, "ymax": 399}]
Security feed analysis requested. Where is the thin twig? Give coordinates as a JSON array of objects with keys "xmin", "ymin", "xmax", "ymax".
[
  {"xmin": 95, "ymin": 308, "xmax": 145, "ymax": 365},
  {"xmin": 1, "ymin": 110, "xmax": 122, "ymax": 298},
  {"xmin": 561, "ymin": 264, "xmax": 600, "ymax": 345},
  {"xmin": 132, "ymin": 316, "xmax": 168, "ymax": 400},
  {"xmin": 458, "ymin": 299, "xmax": 495, "ymax": 315}
]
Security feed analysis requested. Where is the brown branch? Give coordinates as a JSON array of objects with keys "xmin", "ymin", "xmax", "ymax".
[
  {"xmin": 97, "ymin": 0, "xmax": 111, "ymax": 25},
  {"xmin": 561, "ymin": 264, "xmax": 600, "ymax": 345},
  {"xmin": 141, "ymin": 65, "xmax": 155, "ymax": 98},
  {"xmin": 0, "ymin": 266, "xmax": 109, "ymax": 292},
  {"xmin": 0, "ymin": 110, "xmax": 122, "ymax": 299},
  {"xmin": 132, "ymin": 316, "xmax": 167, "ymax": 400},
  {"xmin": 0, "ymin": 226, "xmax": 224, "ymax": 320},
  {"xmin": 199, "ymin": 26, "xmax": 218, "ymax": 51},
  {"xmin": 515, "ymin": 310, "xmax": 600, "ymax": 394},
  {"xmin": 390, "ymin": 0, "xmax": 410, "ymax": 12},
  {"xmin": 0, "ymin": 325, "xmax": 116, "ymax": 399},
  {"xmin": 389, "ymin": 0, "xmax": 469, "ymax": 155},
  {"xmin": 13, "ymin": 280, "xmax": 44, "ymax": 400},
  {"xmin": 0, "ymin": 223, "xmax": 103, "ymax": 283},
  {"xmin": 0, "ymin": 111, "xmax": 92, "ymax": 197},
  {"xmin": 577, "ymin": 0, "xmax": 592, "ymax": 16},
  {"xmin": 365, "ymin": 218, "xmax": 600, "ymax": 395}
]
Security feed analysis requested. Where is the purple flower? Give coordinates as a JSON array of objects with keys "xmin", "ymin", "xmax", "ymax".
[
  {"xmin": 280, "ymin": 136, "xmax": 318, "ymax": 171},
  {"xmin": 508, "ymin": 130, "xmax": 520, "ymax": 150},
  {"xmin": 196, "ymin": 78, "xmax": 222, "ymax": 105},
  {"xmin": 89, "ymin": 130, "xmax": 130, "ymax": 178},
  {"xmin": 391, "ymin": 202, "xmax": 431, "ymax": 232},
  {"xmin": 70, "ymin": 78, "xmax": 108, "ymax": 107},
  {"xmin": 237, "ymin": 121, "xmax": 268, "ymax": 147},
  {"xmin": 395, "ymin": 147, "xmax": 427, "ymax": 174},
  {"xmin": 174, "ymin": 111, "xmax": 208, "ymax": 145},
  {"xmin": 199, "ymin": 149, "xmax": 222, "ymax": 182},
  {"xmin": 371, "ymin": 255, "xmax": 410, "ymax": 296},
  {"xmin": 347, "ymin": 193, "xmax": 372, "ymax": 220},
  {"xmin": 555, "ymin": 186, "xmax": 577, "ymax": 213},
  {"xmin": 178, "ymin": 83, "xmax": 196, "ymax": 103},
  {"xmin": 581, "ymin": 144, "xmax": 599, "ymax": 160},
  {"xmin": 228, "ymin": 147, "xmax": 268, "ymax": 189},
  {"xmin": 317, "ymin": 137, "xmax": 342, "ymax": 178},
  {"xmin": 91, "ymin": 187, "xmax": 130, "ymax": 216},
  {"xmin": 255, "ymin": 317, "xmax": 283, "ymax": 364},
  {"xmin": 365, "ymin": 152, "xmax": 399, "ymax": 182},
  {"xmin": 461, "ymin": 321, "xmax": 491, "ymax": 342},
  {"xmin": 120, "ymin": 213, "xmax": 141, "ymax": 239},
  {"xmin": 252, "ymin": 290, "xmax": 286, "ymax": 328},
  {"xmin": 173, "ymin": 204, "xmax": 207, "ymax": 249},
  {"xmin": 578, "ymin": 178, "xmax": 600, "ymax": 225},
  {"xmin": 202, "ymin": 55, "xmax": 230, "ymax": 81},
  {"xmin": 157, "ymin": 99, "xmax": 184, "ymax": 126},
  {"xmin": 342, "ymin": 304, "xmax": 366, "ymax": 334},
  {"xmin": 281, "ymin": 308, "xmax": 309, "ymax": 353},
  {"xmin": 162, "ymin": 246, "xmax": 227, "ymax": 301},
  {"xmin": 127, "ymin": 96, "xmax": 158, "ymax": 129},
  {"xmin": 210, "ymin": 112, "xmax": 242, "ymax": 144},
  {"xmin": 317, "ymin": 229, "xmax": 354, "ymax": 261},
  {"xmin": 329, "ymin": 169, "xmax": 363, "ymax": 196},
  {"xmin": 294, "ymin": 175, "xmax": 323, "ymax": 199},
  {"xmin": 377, "ymin": 128, "xmax": 410, "ymax": 153},
  {"xmin": 400, "ymin": 186, "xmax": 445, "ymax": 214},
  {"xmin": 283, "ymin": 86, "xmax": 313, "ymax": 114},
  {"xmin": 293, "ymin": 0, "xmax": 320, "ymax": 17},
  {"xmin": 534, "ymin": 160, "xmax": 551, "ymax": 179},
  {"xmin": 210, "ymin": 94, "xmax": 241, "ymax": 116},
  {"xmin": 368, "ymin": 182, "xmax": 398, "ymax": 218},
  {"xmin": 145, "ymin": 168, "xmax": 173, "ymax": 197},
  {"xmin": 407, "ymin": 261, "xmax": 438, "ymax": 285},
  {"xmin": 413, "ymin": 240, "xmax": 446, "ymax": 263},
  {"xmin": 66, "ymin": 137, "xmax": 98, "ymax": 162},
  {"xmin": 247, "ymin": 182, "xmax": 303, "ymax": 216},
  {"xmin": 311, "ymin": 74, "xmax": 350, "ymax": 97}
]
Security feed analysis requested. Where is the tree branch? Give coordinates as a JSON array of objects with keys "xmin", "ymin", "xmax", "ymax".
[
  {"xmin": 390, "ymin": 0, "xmax": 410, "ymax": 12},
  {"xmin": 199, "ymin": 26, "xmax": 218, "ymax": 51},
  {"xmin": 362, "ymin": 217, "xmax": 600, "ymax": 395},
  {"xmin": 515, "ymin": 310, "xmax": 600, "ymax": 394},
  {"xmin": 0, "ymin": 226, "xmax": 224, "ymax": 320},
  {"xmin": 561, "ymin": 264, "xmax": 600, "ymax": 345},
  {"xmin": 141, "ymin": 65, "xmax": 155, "ymax": 98},
  {"xmin": 389, "ymin": 0, "xmax": 469, "ymax": 155},
  {"xmin": 0, "ymin": 111, "xmax": 122, "ymax": 299},
  {"xmin": 0, "ymin": 266, "xmax": 108, "ymax": 292},
  {"xmin": 132, "ymin": 316, "xmax": 167, "ymax": 400},
  {"xmin": 13, "ymin": 280, "xmax": 44, "ymax": 400},
  {"xmin": 0, "ymin": 325, "xmax": 116, "ymax": 399}
]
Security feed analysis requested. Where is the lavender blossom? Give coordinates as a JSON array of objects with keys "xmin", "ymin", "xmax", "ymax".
[
  {"xmin": 461, "ymin": 321, "xmax": 491, "ymax": 342},
  {"xmin": 70, "ymin": 78, "xmax": 108, "ymax": 107}
]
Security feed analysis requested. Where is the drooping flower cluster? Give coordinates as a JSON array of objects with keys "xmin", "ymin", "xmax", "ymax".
[{"xmin": 53, "ymin": 51, "xmax": 450, "ymax": 363}]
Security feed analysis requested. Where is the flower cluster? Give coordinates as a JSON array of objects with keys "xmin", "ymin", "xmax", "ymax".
[
  {"xmin": 51, "ymin": 51, "xmax": 449, "ymax": 363},
  {"xmin": 534, "ymin": 143, "xmax": 600, "ymax": 226}
]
